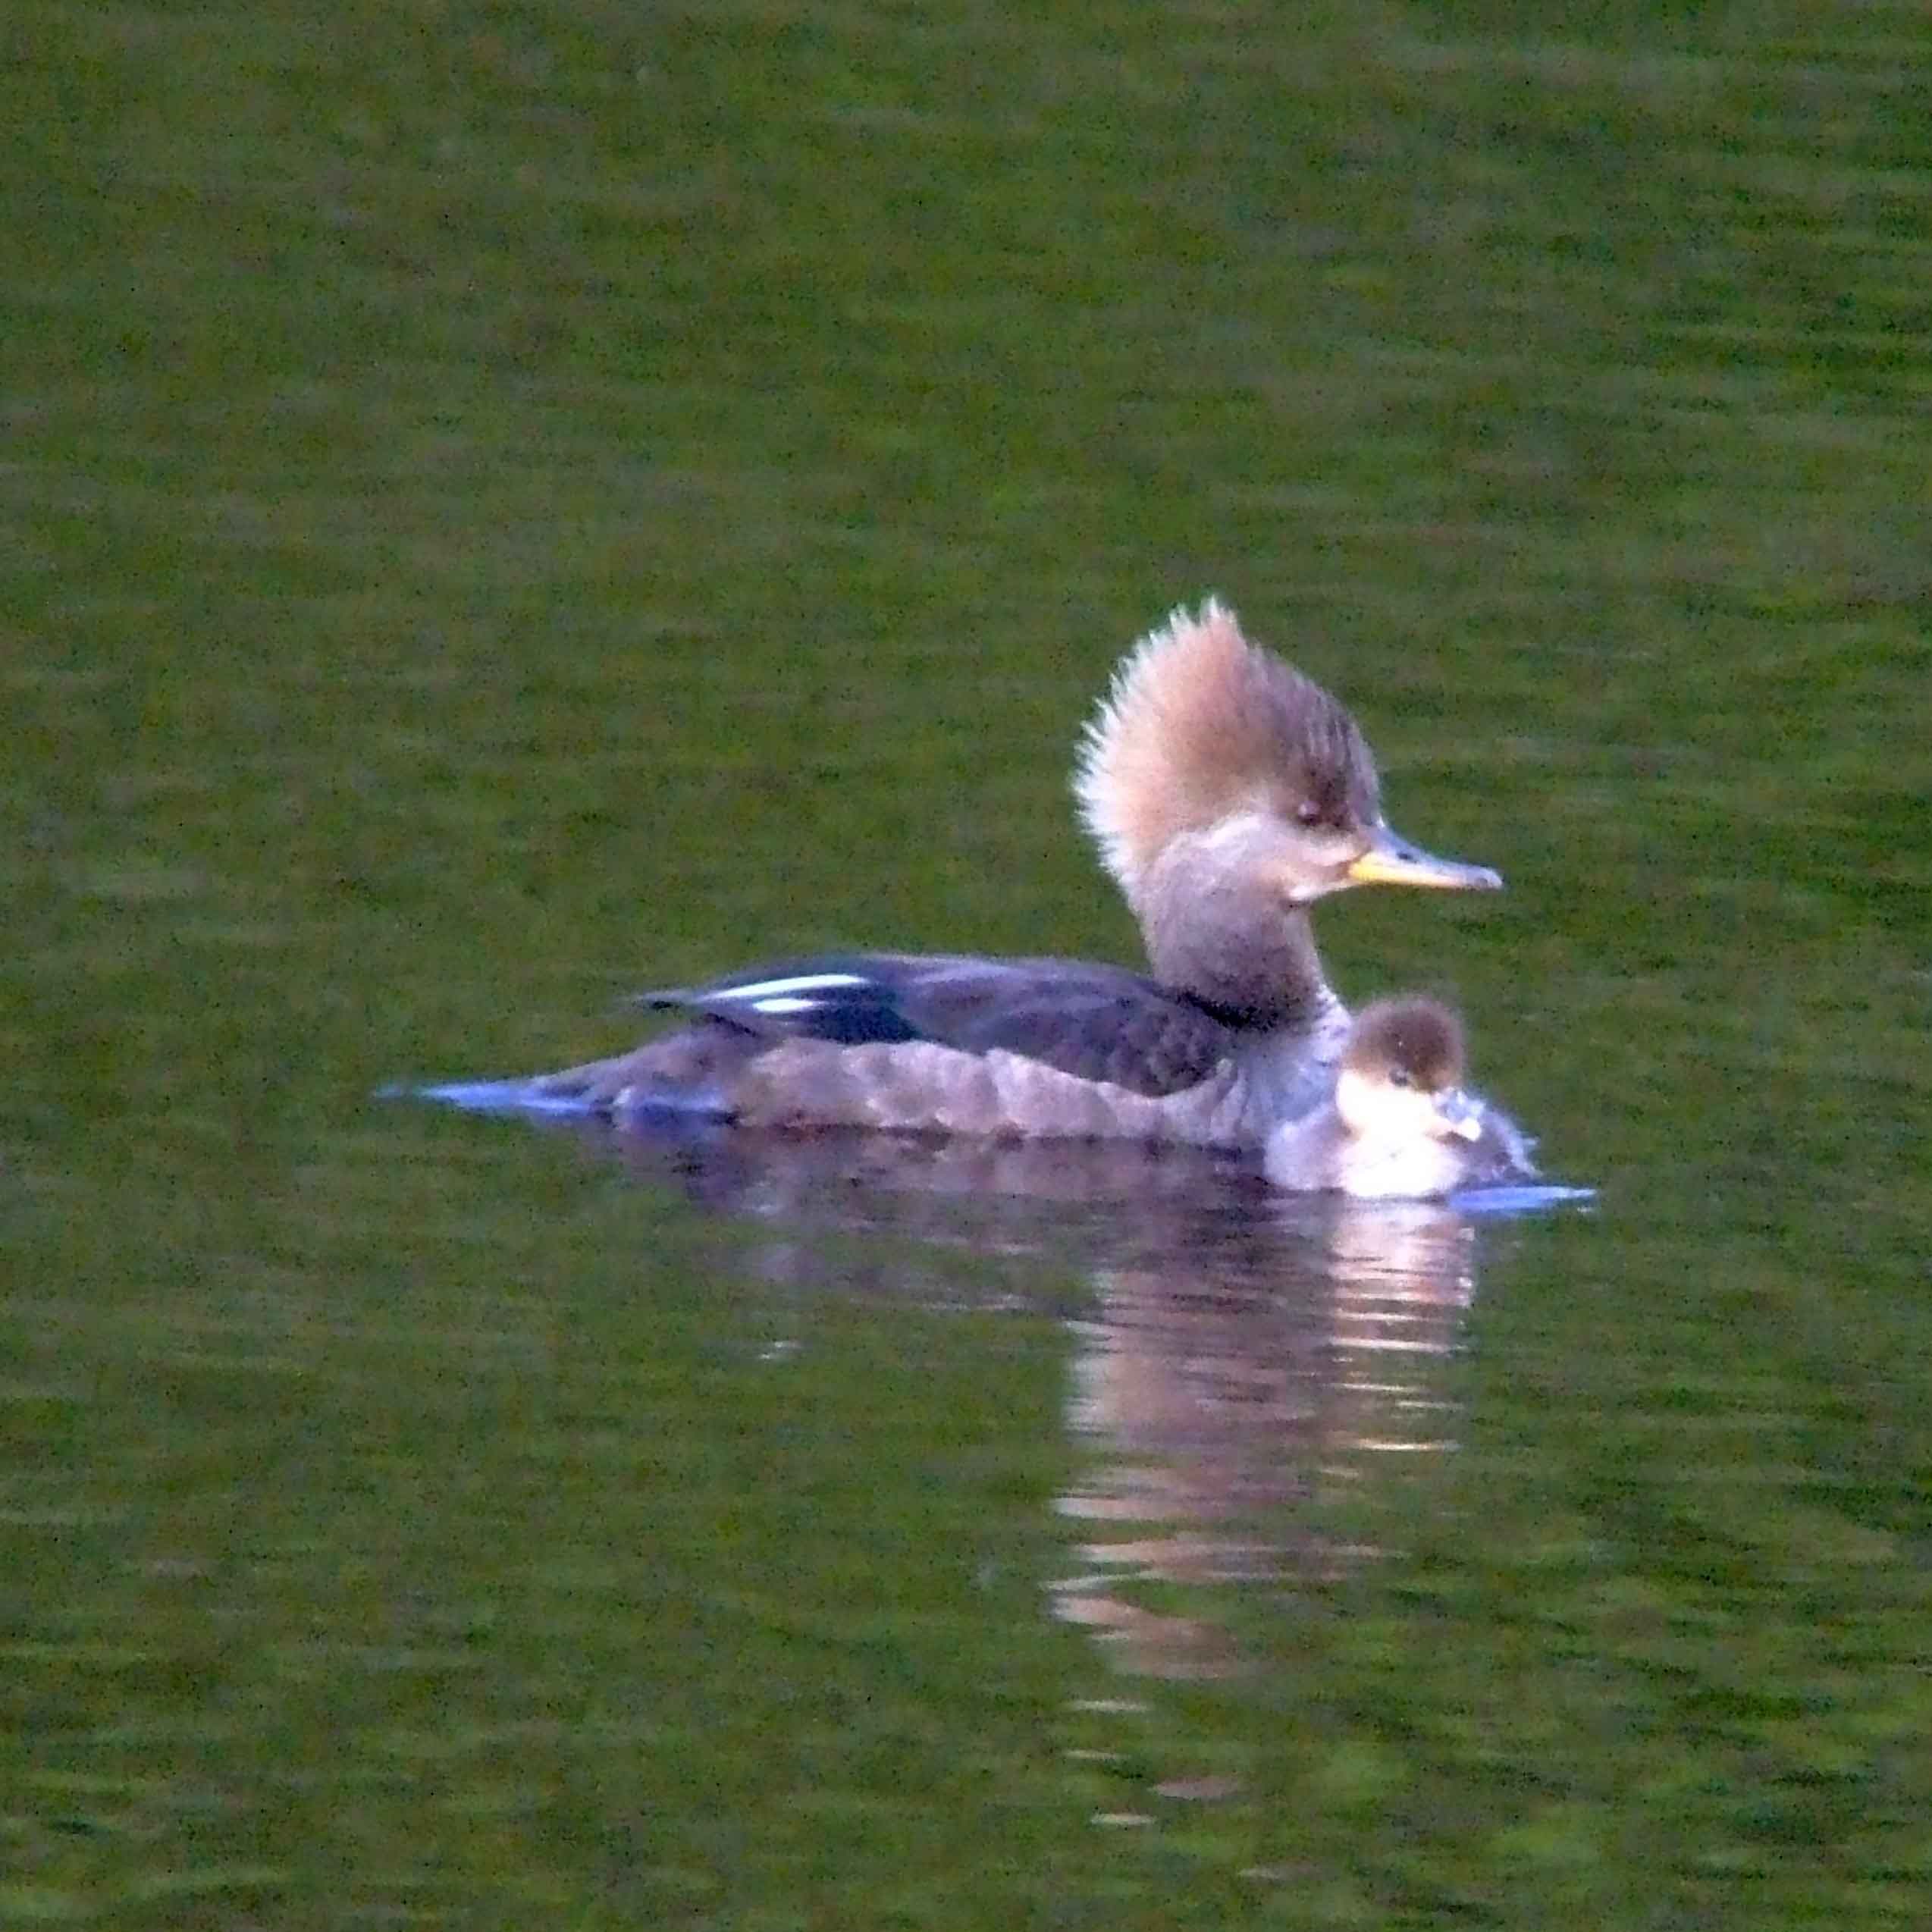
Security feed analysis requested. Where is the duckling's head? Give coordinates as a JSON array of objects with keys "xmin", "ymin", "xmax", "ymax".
[
  {"xmin": 1335, "ymin": 996, "xmax": 1483, "ymax": 1146},
  {"xmin": 1075, "ymin": 601, "xmax": 1501, "ymax": 917}
]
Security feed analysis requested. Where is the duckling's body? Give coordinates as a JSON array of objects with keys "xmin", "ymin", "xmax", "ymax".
[
  {"xmin": 1263, "ymin": 997, "xmax": 1536, "ymax": 1197},
  {"xmin": 515, "ymin": 601, "xmax": 1503, "ymax": 1146}
]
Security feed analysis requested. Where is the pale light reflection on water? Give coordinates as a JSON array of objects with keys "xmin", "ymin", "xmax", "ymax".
[
  {"xmin": 524, "ymin": 1112, "xmax": 1586, "ymax": 1841},
  {"xmin": 1053, "ymin": 1199, "xmax": 1481, "ymax": 1688},
  {"xmin": 513, "ymin": 1113, "xmax": 1551, "ymax": 1693}
]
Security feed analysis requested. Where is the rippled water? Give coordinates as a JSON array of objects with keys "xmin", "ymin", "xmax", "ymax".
[{"xmin": 8, "ymin": 2, "xmax": 1932, "ymax": 1926}]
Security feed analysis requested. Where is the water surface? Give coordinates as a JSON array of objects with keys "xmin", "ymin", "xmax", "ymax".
[{"xmin": 7, "ymin": 2, "xmax": 1932, "ymax": 1926}]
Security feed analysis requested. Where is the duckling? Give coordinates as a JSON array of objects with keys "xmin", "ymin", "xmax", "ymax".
[
  {"xmin": 500, "ymin": 601, "xmax": 1504, "ymax": 1144},
  {"xmin": 1264, "ymin": 996, "xmax": 1536, "ymax": 1197}
]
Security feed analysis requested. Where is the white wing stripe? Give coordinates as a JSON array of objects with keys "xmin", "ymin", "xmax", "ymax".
[{"xmin": 710, "ymin": 971, "xmax": 871, "ymax": 1005}]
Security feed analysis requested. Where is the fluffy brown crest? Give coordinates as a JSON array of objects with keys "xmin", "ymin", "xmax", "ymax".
[
  {"xmin": 1346, "ymin": 996, "xmax": 1466, "ymax": 1091},
  {"xmin": 1073, "ymin": 599, "xmax": 1380, "ymax": 889}
]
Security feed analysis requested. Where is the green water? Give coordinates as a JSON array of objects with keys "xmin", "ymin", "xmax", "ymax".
[{"xmin": 8, "ymin": 1, "xmax": 1932, "ymax": 1924}]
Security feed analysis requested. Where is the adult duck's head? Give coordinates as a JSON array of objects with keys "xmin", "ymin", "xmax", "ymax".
[{"xmin": 1073, "ymin": 599, "xmax": 1501, "ymax": 1023}]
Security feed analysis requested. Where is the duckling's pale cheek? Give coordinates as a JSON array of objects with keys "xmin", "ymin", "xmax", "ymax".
[{"xmin": 1333, "ymin": 1068, "xmax": 1375, "ymax": 1135}]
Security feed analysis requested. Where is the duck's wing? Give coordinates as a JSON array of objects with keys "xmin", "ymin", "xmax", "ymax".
[{"xmin": 638, "ymin": 952, "xmax": 1237, "ymax": 1099}]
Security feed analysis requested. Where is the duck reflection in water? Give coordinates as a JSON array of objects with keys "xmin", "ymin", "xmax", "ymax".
[
  {"xmin": 555, "ymin": 1118, "xmax": 1524, "ymax": 1686},
  {"xmin": 1055, "ymin": 1190, "xmax": 1486, "ymax": 1682}
]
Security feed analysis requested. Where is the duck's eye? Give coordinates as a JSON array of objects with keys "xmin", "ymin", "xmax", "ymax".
[
  {"xmin": 1388, "ymin": 1066, "xmax": 1413, "ymax": 1090},
  {"xmin": 1294, "ymin": 798, "xmax": 1325, "ymax": 828}
]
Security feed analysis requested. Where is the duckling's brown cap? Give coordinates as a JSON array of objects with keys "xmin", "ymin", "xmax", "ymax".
[{"xmin": 1344, "ymin": 996, "xmax": 1467, "ymax": 1090}]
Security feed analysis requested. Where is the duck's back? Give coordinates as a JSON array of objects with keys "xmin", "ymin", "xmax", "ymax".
[{"xmin": 524, "ymin": 950, "xmax": 1266, "ymax": 1141}]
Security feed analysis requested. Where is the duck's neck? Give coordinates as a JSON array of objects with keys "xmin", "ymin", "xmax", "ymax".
[{"xmin": 1131, "ymin": 852, "xmax": 1341, "ymax": 1035}]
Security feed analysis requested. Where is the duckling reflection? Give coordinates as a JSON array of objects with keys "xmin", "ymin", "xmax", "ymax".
[
  {"xmin": 1052, "ymin": 1192, "xmax": 1481, "ymax": 1680},
  {"xmin": 1265, "ymin": 996, "xmax": 1536, "ymax": 1199}
]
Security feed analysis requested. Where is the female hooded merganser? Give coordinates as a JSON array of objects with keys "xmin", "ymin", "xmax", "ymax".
[
  {"xmin": 509, "ymin": 601, "xmax": 1502, "ymax": 1144},
  {"xmin": 1263, "ymin": 996, "xmax": 1536, "ymax": 1197}
]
